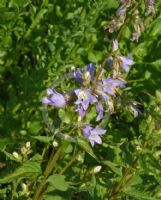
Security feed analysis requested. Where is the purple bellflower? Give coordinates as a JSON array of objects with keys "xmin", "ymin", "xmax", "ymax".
[
  {"xmin": 113, "ymin": 40, "xmax": 119, "ymax": 51},
  {"xmin": 75, "ymin": 89, "xmax": 97, "ymax": 118},
  {"xmin": 109, "ymin": 40, "xmax": 135, "ymax": 73},
  {"xmin": 72, "ymin": 63, "xmax": 96, "ymax": 85},
  {"xmin": 96, "ymin": 102, "xmax": 104, "ymax": 121},
  {"xmin": 42, "ymin": 88, "xmax": 66, "ymax": 108},
  {"xmin": 145, "ymin": 0, "xmax": 155, "ymax": 16},
  {"xmin": 96, "ymin": 77, "xmax": 126, "ymax": 100},
  {"xmin": 119, "ymin": 55, "xmax": 135, "ymax": 73},
  {"xmin": 83, "ymin": 125, "xmax": 106, "ymax": 146}
]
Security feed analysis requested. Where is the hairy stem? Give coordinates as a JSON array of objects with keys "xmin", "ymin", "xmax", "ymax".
[{"xmin": 33, "ymin": 146, "xmax": 62, "ymax": 200}]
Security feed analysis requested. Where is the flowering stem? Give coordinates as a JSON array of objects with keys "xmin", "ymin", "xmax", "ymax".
[
  {"xmin": 95, "ymin": 0, "xmax": 141, "ymax": 83},
  {"xmin": 116, "ymin": 0, "xmax": 140, "ymax": 42},
  {"xmin": 33, "ymin": 146, "xmax": 62, "ymax": 200}
]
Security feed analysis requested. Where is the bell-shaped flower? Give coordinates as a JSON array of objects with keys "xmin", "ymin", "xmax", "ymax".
[
  {"xmin": 75, "ymin": 89, "xmax": 97, "ymax": 118},
  {"xmin": 112, "ymin": 40, "xmax": 119, "ymax": 51},
  {"xmin": 82, "ymin": 125, "xmax": 106, "ymax": 146},
  {"xmin": 72, "ymin": 63, "xmax": 96, "ymax": 85},
  {"xmin": 119, "ymin": 55, "xmax": 135, "ymax": 72},
  {"xmin": 96, "ymin": 102, "xmax": 104, "ymax": 121},
  {"xmin": 95, "ymin": 77, "xmax": 126, "ymax": 100},
  {"xmin": 42, "ymin": 88, "xmax": 66, "ymax": 108}
]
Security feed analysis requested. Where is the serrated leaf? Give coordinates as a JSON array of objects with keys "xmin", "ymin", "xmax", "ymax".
[
  {"xmin": 0, "ymin": 161, "xmax": 41, "ymax": 184},
  {"xmin": 47, "ymin": 174, "xmax": 70, "ymax": 191}
]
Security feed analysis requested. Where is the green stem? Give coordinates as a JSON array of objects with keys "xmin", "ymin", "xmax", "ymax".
[
  {"xmin": 59, "ymin": 151, "xmax": 81, "ymax": 175},
  {"xmin": 33, "ymin": 146, "xmax": 62, "ymax": 200},
  {"xmin": 109, "ymin": 158, "xmax": 138, "ymax": 200}
]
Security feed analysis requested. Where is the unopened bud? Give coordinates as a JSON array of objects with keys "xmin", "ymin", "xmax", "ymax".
[
  {"xmin": 78, "ymin": 116, "xmax": 82, "ymax": 122},
  {"xmin": 13, "ymin": 151, "xmax": 22, "ymax": 162},
  {"xmin": 13, "ymin": 151, "xmax": 19, "ymax": 159},
  {"xmin": 21, "ymin": 147, "xmax": 27, "ymax": 155},
  {"xmin": 93, "ymin": 165, "xmax": 102, "ymax": 174},
  {"xmin": 21, "ymin": 183, "xmax": 30, "ymax": 196},
  {"xmin": 26, "ymin": 142, "xmax": 30, "ymax": 148},
  {"xmin": 22, "ymin": 183, "xmax": 28, "ymax": 192},
  {"xmin": 53, "ymin": 140, "xmax": 59, "ymax": 147}
]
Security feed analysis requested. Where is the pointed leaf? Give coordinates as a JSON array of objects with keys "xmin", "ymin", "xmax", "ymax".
[
  {"xmin": 47, "ymin": 174, "xmax": 70, "ymax": 191},
  {"xmin": 77, "ymin": 138, "xmax": 98, "ymax": 161},
  {"xmin": 32, "ymin": 136, "xmax": 53, "ymax": 144}
]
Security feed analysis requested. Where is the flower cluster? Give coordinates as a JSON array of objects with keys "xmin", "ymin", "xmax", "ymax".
[
  {"xmin": 107, "ymin": 0, "xmax": 156, "ymax": 42},
  {"xmin": 107, "ymin": 0, "xmax": 131, "ymax": 33},
  {"xmin": 42, "ymin": 40, "xmax": 135, "ymax": 146},
  {"xmin": 145, "ymin": 0, "xmax": 155, "ymax": 16}
]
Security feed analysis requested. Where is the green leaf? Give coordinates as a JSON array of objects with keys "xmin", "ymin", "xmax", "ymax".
[
  {"xmin": 9, "ymin": 0, "xmax": 30, "ymax": 7},
  {"xmin": 32, "ymin": 136, "xmax": 53, "ymax": 144},
  {"xmin": 27, "ymin": 121, "xmax": 42, "ymax": 134},
  {"xmin": 43, "ymin": 195, "xmax": 63, "ymax": 200},
  {"xmin": 1, "ymin": 150, "xmax": 20, "ymax": 162},
  {"xmin": 47, "ymin": 174, "xmax": 70, "ymax": 191},
  {"xmin": 103, "ymin": 160, "xmax": 122, "ymax": 176},
  {"xmin": 0, "ymin": 161, "xmax": 41, "ymax": 184},
  {"xmin": 123, "ymin": 187, "xmax": 159, "ymax": 200},
  {"xmin": 106, "ymin": 0, "xmax": 118, "ymax": 9},
  {"xmin": 88, "ymin": 51, "xmax": 103, "ymax": 62},
  {"xmin": 150, "ymin": 18, "xmax": 161, "ymax": 36},
  {"xmin": 0, "ymin": 138, "xmax": 11, "ymax": 149},
  {"xmin": 77, "ymin": 138, "xmax": 98, "ymax": 161},
  {"xmin": 58, "ymin": 109, "xmax": 72, "ymax": 124}
]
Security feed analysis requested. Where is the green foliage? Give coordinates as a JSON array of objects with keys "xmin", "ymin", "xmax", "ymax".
[{"xmin": 47, "ymin": 174, "xmax": 70, "ymax": 191}]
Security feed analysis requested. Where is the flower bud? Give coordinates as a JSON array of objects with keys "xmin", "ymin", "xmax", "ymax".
[
  {"xmin": 13, "ymin": 151, "xmax": 22, "ymax": 162},
  {"xmin": 13, "ymin": 151, "xmax": 19, "ymax": 159},
  {"xmin": 26, "ymin": 142, "xmax": 31, "ymax": 149},
  {"xmin": 93, "ymin": 165, "xmax": 102, "ymax": 174},
  {"xmin": 21, "ymin": 147, "xmax": 27, "ymax": 155},
  {"xmin": 53, "ymin": 140, "xmax": 59, "ymax": 147},
  {"xmin": 22, "ymin": 183, "xmax": 28, "ymax": 192}
]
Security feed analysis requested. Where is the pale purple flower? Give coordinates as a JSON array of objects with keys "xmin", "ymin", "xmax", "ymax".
[
  {"xmin": 72, "ymin": 68, "xmax": 82, "ymax": 83},
  {"xmin": 75, "ymin": 89, "xmax": 97, "ymax": 118},
  {"xmin": 131, "ymin": 32, "xmax": 139, "ymax": 42},
  {"xmin": 129, "ymin": 101, "xmax": 141, "ymax": 117},
  {"xmin": 42, "ymin": 88, "xmax": 66, "ymax": 108},
  {"xmin": 96, "ymin": 77, "xmax": 126, "ymax": 99},
  {"xmin": 116, "ymin": 0, "xmax": 131, "ymax": 16},
  {"xmin": 96, "ymin": 103, "xmax": 104, "ymax": 121},
  {"xmin": 119, "ymin": 55, "xmax": 135, "ymax": 72},
  {"xmin": 83, "ymin": 125, "xmax": 106, "ymax": 146},
  {"xmin": 145, "ymin": 0, "xmax": 155, "ymax": 16},
  {"xmin": 113, "ymin": 40, "xmax": 119, "ymax": 51},
  {"xmin": 72, "ymin": 63, "xmax": 96, "ymax": 84}
]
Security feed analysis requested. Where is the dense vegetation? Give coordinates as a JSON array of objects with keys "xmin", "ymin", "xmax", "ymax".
[{"xmin": 0, "ymin": 0, "xmax": 161, "ymax": 199}]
